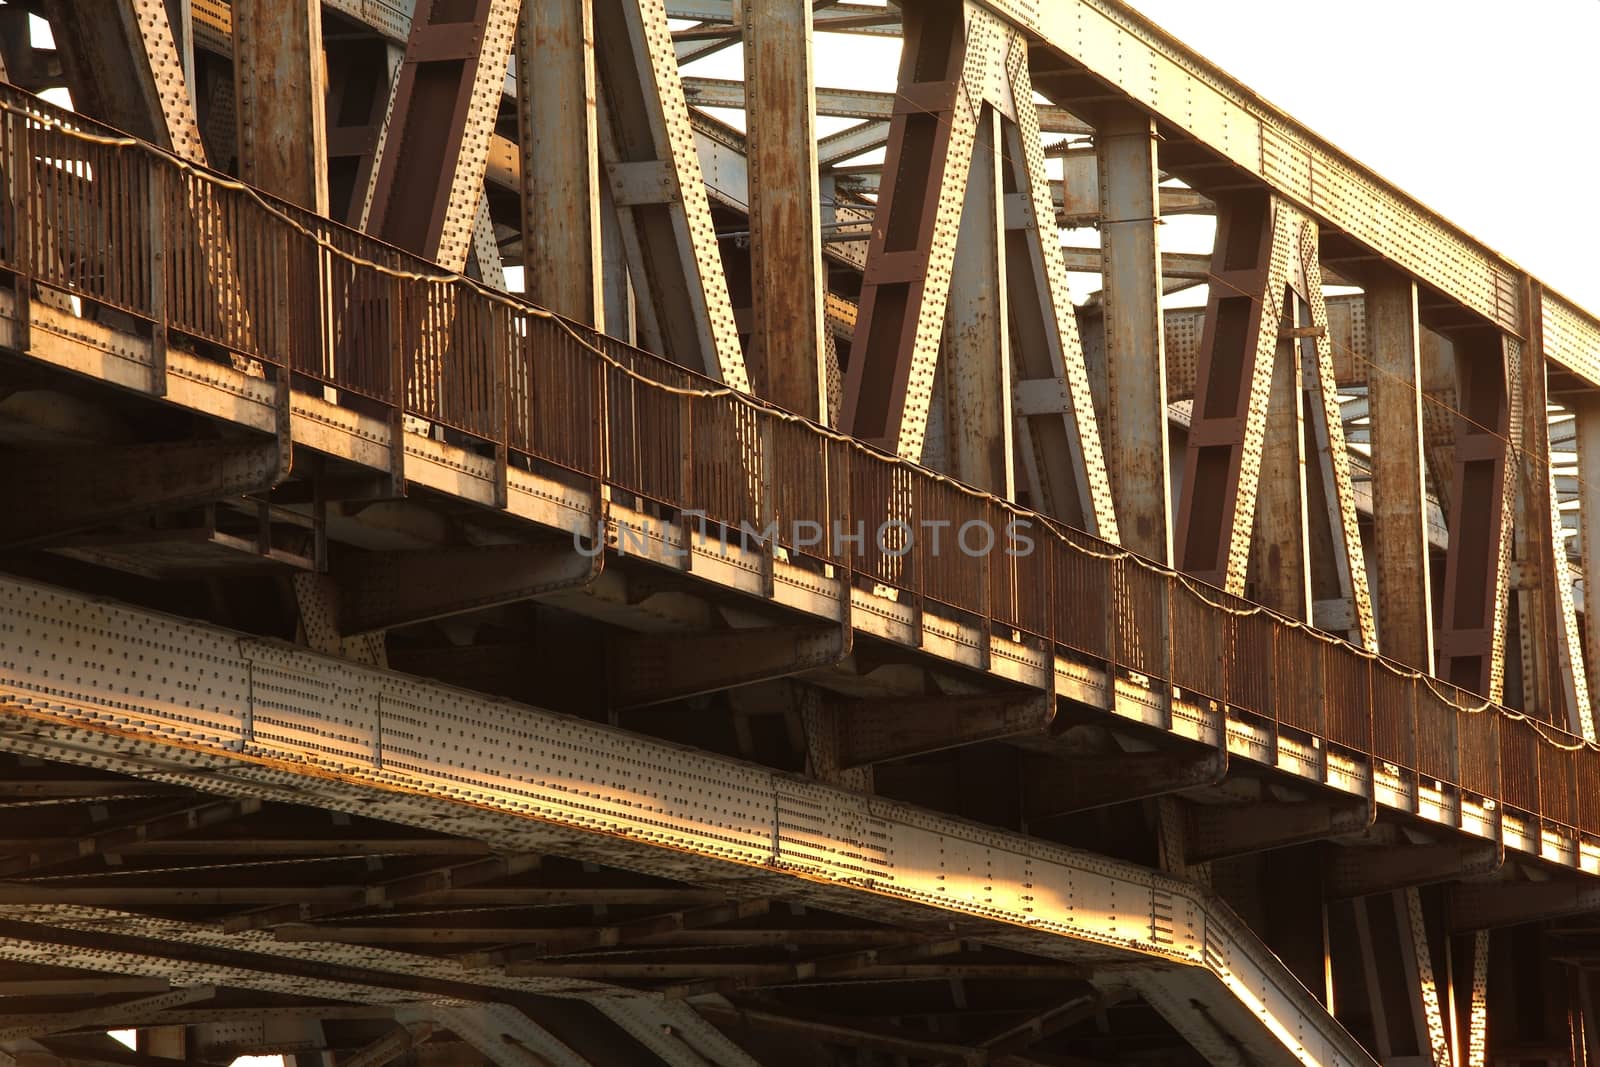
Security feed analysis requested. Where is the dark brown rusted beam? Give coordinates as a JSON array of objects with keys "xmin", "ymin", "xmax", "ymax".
[
  {"xmin": 1022, "ymin": 746, "xmax": 1226, "ymax": 821},
  {"xmin": 606, "ymin": 624, "xmax": 848, "ymax": 707},
  {"xmin": 1325, "ymin": 842, "xmax": 1503, "ymax": 899},
  {"xmin": 1183, "ymin": 798, "xmax": 1371, "ymax": 864},
  {"xmin": 836, "ymin": 691, "xmax": 1054, "ymax": 767},
  {"xmin": 336, "ymin": 542, "xmax": 599, "ymax": 635}
]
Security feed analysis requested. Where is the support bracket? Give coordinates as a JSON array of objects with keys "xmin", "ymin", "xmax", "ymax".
[
  {"xmin": 836, "ymin": 690, "xmax": 1054, "ymax": 767},
  {"xmin": 1326, "ymin": 841, "xmax": 1504, "ymax": 899},
  {"xmin": 0, "ymin": 433, "xmax": 290, "ymax": 548},
  {"xmin": 607, "ymin": 624, "xmax": 850, "ymax": 708},
  {"xmin": 1023, "ymin": 745, "xmax": 1226, "ymax": 820},
  {"xmin": 1185, "ymin": 797, "xmax": 1373, "ymax": 863},
  {"xmin": 338, "ymin": 541, "xmax": 602, "ymax": 635}
]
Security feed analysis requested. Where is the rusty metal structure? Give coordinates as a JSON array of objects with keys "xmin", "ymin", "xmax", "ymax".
[{"xmin": 0, "ymin": 0, "xmax": 1596, "ymax": 1063}]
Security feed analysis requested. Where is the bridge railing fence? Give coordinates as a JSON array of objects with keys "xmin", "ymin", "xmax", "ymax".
[{"xmin": 7, "ymin": 84, "xmax": 1600, "ymax": 844}]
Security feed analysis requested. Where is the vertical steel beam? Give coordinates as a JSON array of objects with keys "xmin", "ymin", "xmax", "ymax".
[
  {"xmin": 1175, "ymin": 194, "xmax": 1297, "ymax": 593},
  {"xmin": 365, "ymin": 0, "xmax": 519, "ymax": 270},
  {"xmin": 943, "ymin": 107, "xmax": 1011, "ymax": 496},
  {"xmin": 743, "ymin": 0, "xmax": 826, "ymax": 419},
  {"xmin": 592, "ymin": 0, "xmax": 747, "ymax": 386},
  {"xmin": 1000, "ymin": 38, "xmax": 1117, "ymax": 537},
  {"xmin": 840, "ymin": 0, "xmax": 989, "ymax": 454},
  {"xmin": 231, "ymin": 0, "xmax": 329, "ymax": 214},
  {"xmin": 1367, "ymin": 272, "xmax": 1434, "ymax": 670},
  {"xmin": 517, "ymin": 0, "xmax": 603, "ymax": 326},
  {"xmin": 1438, "ymin": 331, "xmax": 1514, "ymax": 701},
  {"xmin": 46, "ymin": 0, "xmax": 208, "ymax": 164},
  {"xmin": 1096, "ymin": 104, "xmax": 1170, "ymax": 561}
]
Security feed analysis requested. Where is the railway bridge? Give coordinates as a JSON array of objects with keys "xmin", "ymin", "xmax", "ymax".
[{"xmin": 0, "ymin": 0, "xmax": 1594, "ymax": 1064}]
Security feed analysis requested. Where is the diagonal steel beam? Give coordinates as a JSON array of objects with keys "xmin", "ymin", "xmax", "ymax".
[
  {"xmin": 1438, "ymin": 331, "xmax": 1515, "ymax": 701},
  {"xmin": 839, "ymin": 1, "xmax": 998, "ymax": 455},
  {"xmin": 365, "ymin": 0, "xmax": 519, "ymax": 271},
  {"xmin": 45, "ymin": 0, "xmax": 208, "ymax": 164},
  {"xmin": 1000, "ymin": 34, "xmax": 1117, "ymax": 536},
  {"xmin": 592, "ymin": 0, "xmax": 747, "ymax": 387},
  {"xmin": 1176, "ymin": 193, "xmax": 1299, "ymax": 594},
  {"xmin": 1297, "ymin": 225, "xmax": 1377, "ymax": 648}
]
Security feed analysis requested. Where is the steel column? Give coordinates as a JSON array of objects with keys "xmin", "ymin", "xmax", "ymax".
[
  {"xmin": 1367, "ymin": 273, "xmax": 1434, "ymax": 670},
  {"xmin": 230, "ymin": 0, "xmax": 329, "ymax": 214},
  {"xmin": 1095, "ymin": 104, "xmax": 1170, "ymax": 561},
  {"xmin": 742, "ymin": 0, "xmax": 826, "ymax": 419},
  {"xmin": 516, "ymin": 0, "xmax": 603, "ymax": 326}
]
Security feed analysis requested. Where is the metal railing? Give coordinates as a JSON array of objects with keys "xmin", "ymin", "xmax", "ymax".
[{"xmin": 2, "ymin": 84, "xmax": 1594, "ymax": 841}]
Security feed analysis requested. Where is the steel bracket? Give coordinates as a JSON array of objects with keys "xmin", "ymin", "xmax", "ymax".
[{"xmin": 337, "ymin": 540, "xmax": 603, "ymax": 635}]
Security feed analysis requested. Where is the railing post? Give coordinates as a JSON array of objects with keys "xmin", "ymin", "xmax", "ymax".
[
  {"xmin": 680, "ymin": 393, "xmax": 694, "ymax": 572},
  {"xmin": 1159, "ymin": 570, "xmax": 1173, "ymax": 730},
  {"xmin": 147, "ymin": 159, "xmax": 167, "ymax": 397},
  {"xmin": 387, "ymin": 273, "xmax": 406, "ymax": 496},
  {"xmin": 977, "ymin": 498, "xmax": 992, "ymax": 672},
  {"xmin": 492, "ymin": 302, "xmax": 509, "ymax": 509},
  {"xmin": 757, "ymin": 411, "xmax": 775, "ymax": 598}
]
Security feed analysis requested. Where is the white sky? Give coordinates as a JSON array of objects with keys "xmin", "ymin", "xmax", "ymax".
[{"xmin": 1121, "ymin": 0, "xmax": 1600, "ymax": 313}]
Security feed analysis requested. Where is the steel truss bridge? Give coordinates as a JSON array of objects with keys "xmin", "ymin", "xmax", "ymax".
[{"xmin": 0, "ymin": 0, "xmax": 1595, "ymax": 1064}]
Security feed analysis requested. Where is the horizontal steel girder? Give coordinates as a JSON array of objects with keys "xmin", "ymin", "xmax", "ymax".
[{"xmin": 0, "ymin": 573, "xmax": 1374, "ymax": 1067}]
